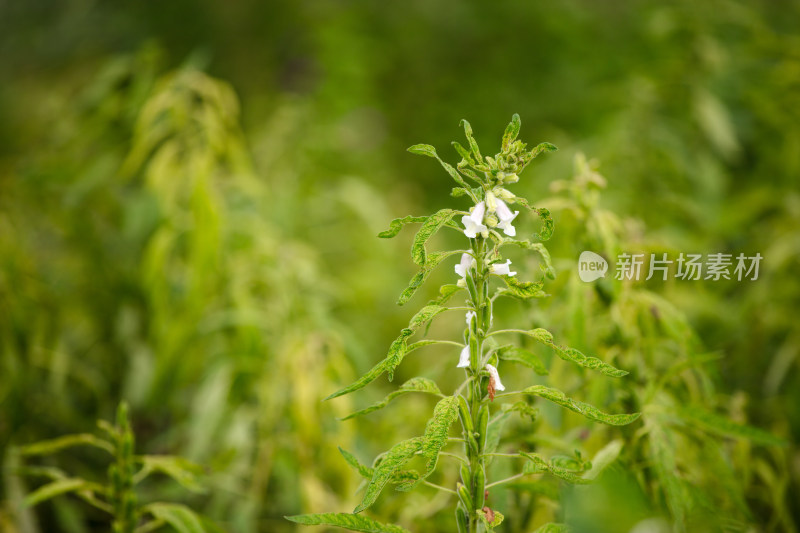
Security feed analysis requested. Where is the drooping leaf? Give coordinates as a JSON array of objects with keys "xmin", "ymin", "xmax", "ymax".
[
  {"xmin": 678, "ymin": 407, "xmax": 786, "ymax": 446},
  {"xmin": 286, "ymin": 513, "xmax": 411, "ymax": 533},
  {"xmin": 20, "ymin": 434, "xmax": 114, "ymax": 456},
  {"xmin": 378, "ymin": 216, "xmax": 428, "ymax": 239},
  {"xmin": 411, "ymin": 210, "xmax": 456, "ymax": 265},
  {"xmin": 354, "ymin": 438, "xmax": 423, "ymax": 513},
  {"xmin": 497, "ymin": 345, "xmax": 548, "ymax": 375},
  {"xmin": 339, "ymin": 447, "xmax": 374, "ymax": 479},
  {"xmin": 521, "ymin": 452, "xmax": 591, "ymax": 484},
  {"xmin": 135, "ymin": 455, "xmax": 207, "ymax": 493},
  {"xmin": 497, "ymin": 277, "xmax": 547, "ymax": 300},
  {"xmin": 397, "ymin": 250, "xmax": 461, "ymax": 305},
  {"xmin": 398, "ymin": 396, "xmax": 458, "ymax": 490},
  {"xmin": 23, "ymin": 478, "xmax": 95, "ymax": 507},
  {"xmin": 145, "ymin": 503, "xmax": 214, "ymax": 533},
  {"xmin": 520, "ymin": 385, "xmax": 640, "ymax": 426},
  {"xmin": 341, "ymin": 378, "xmax": 442, "ymax": 420},
  {"xmin": 520, "ymin": 328, "xmax": 627, "ymax": 377},
  {"xmin": 502, "ymin": 114, "xmax": 521, "ymax": 151}
]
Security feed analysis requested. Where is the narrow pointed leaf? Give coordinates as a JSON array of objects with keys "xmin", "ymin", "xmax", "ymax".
[
  {"xmin": 398, "ymin": 396, "xmax": 458, "ymax": 490},
  {"xmin": 341, "ymin": 378, "xmax": 442, "ymax": 420},
  {"xmin": 521, "ymin": 452, "xmax": 591, "ymax": 484},
  {"xmin": 412, "ymin": 209, "xmax": 455, "ymax": 265},
  {"xmin": 584, "ymin": 440, "xmax": 623, "ymax": 480},
  {"xmin": 502, "ymin": 114, "xmax": 521, "ymax": 151},
  {"xmin": 326, "ymin": 359, "xmax": 388, "ymax": 401},
  {"xmin": 20, "ymin": 434, "xmax": 114, "ymax": 456},
  {"xmin": 678, "ymin": 407, "xmax": 786, "ymax": 446},
  {"xmin": 287, "ymin": 513, "xmax": 411, "ymax": 533},
  {"xmin": 23, "ymin": 478, "xmax": 93, "ymax": 507},
  {"xmin": 520, "ymin": 328, "xmax": 627, "ymax": 377},
  {"xmin": 378, "ymin": 216, "xmax": 428, "ymax": 238},
  {"xmin": 497, "ymin": 345, "xmax": 548, "ymax": 375},
  {"xmin": 339, "ymin": 448, "xmax": 374, "ymax": 479},
  {"xmin": 398, "ymin": 250, "xmax": 460, "ymax": 305},
  {"xmin": 408, "ymin": 305, "xmax": 447, "ymax": 331},
  {"xmin": 526, "ymin": 142, "xmax": 558, "ymax": 161},
  {"xmin": 355, "ymin": 438, "xmax": 423, "ymax": 513},
  {"xmin": 451, "ymin": 141, "xmax": 475, "ymax": 165},
  {"xmin": 385, "ymin": 330, "xmax": 413, "ymax": 381},
  {"xmin": 407, "ymin": 144, "xmax": 437, "ymax": 158},
  {"xmin": 497, "ymin": 277, "xmax": 547, "ymax": 300},
  {"xmin": 460, "ymin": 119, "xmax": 482, "ymax": 162},
  {"xmin": 136, "ymin": 456, "xmax": 206, "ymax": 493},
  {"xmin": 521, "ymin": 385, "xmax": 640, "ymax": 426}
]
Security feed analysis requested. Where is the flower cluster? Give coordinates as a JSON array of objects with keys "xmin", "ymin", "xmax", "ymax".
[{"xmin": 460, "ymin": 189, "xmax": 520, "ymax": 239}]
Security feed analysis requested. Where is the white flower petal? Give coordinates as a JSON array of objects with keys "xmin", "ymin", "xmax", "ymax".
[
  {"xmin": 495, "ymin": 199, "xmax": 519, "ymax": 237},
  {"xmin": 461, "ymin": 202, "xmax": 488, "ymax": 238},
  {"xmin": 457, "ymin": 346, "xmax": 471, "ymax": 368},
  {"xmin": 465, "ymin": 311, "xmax": 476, "ymax": 326},
  {"xmin": 490, "ymin": 259, "xmax": 516, "ymax": 277},
  {"xmin": 485, "ymin": 363, "xmax": 505, "ymax": 391},
  {"xmin": 455, "ymin": 253, "xmax": 474, "ymax": 278}
]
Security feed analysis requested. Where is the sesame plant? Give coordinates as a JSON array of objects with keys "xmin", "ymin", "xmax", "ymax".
[
  {"xmin": 287, "ymin": 116, "xmax": 640, "ymax": 532},
  {"xmin": 14, "ymin": 402, "xmax": 220, "ymax": 532}
]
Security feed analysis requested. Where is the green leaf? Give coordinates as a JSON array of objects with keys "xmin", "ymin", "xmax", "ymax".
[
  {"xmin": 497, "ymin": 277, "xmax": 547, "ymax": 300},
  {"xmin": 527, "ymin": 142, "xmax": 558, "ymax": 160},
  {"xmin": 501, "ymin": 401, "xmax": 539, "ymax": 421},
  {"xmin": 428, "ymin": 284, "xmax": 462, "ymax": 306},
  {"xmin": 286, "ymin": 513, "xmax": 411, "ymax": 533},
  {"xmin": 397, "ymin": 250, "xmax": 460, "ymax": 305},
  {"xmin": 520, "ymin": 385, "xmax": 640, "ymax": 426},
  {"xmin": 485, "ymin": 410, "xmax": 511, "ymax": 456},
  {"xmin": 502, "ymin": 114, "xmax": 521, "ymax": 151},
  {"xmin": 411, "ymin": 210, "xmax": 455, "ymax": 265},
  {"xmin": 521, "ymin": 452, "xmax": 591, "ymax": 484},
  {"xmin": 408, "ymin": 305, "xmax": 447, "ymax": 331},
  {"xmin": 355, "ymin": 437, "xmax": 424, "ymax": 513},
  {"xmin": 385, "ymin": 329, "xmax": 414, "ymax": 381},
  {"xmin": 678, "ymin": 407, "xmax": 786, "ymax": 446},
  {"xmin": 532, "ymin": 523, "xmax": 568, "ymax": 533},
  {"xmin": 513, "ymin": 197, "xmax": 554, "ymax": 241},
  {"xmin": 460, "ymin": 119, "xmax": 483, "ymax": 162},
  {"xmin": 326, "ymin": 359, "xmax": 389, "ymax": 401},
  {"xmin": 339, "ymin": 447, "xmax": 374, "ymax": 479},
  {"xmin": 497, "ymin": 345, "xmax": 548, "ymax": 375},
  {"xmin": 476, "ymin": 508, "xmax": 505, "ymax": 530},
  {"xmin": 135, "ymin": 456, "xmax": 206, "ymax": 493},
  {"xmin": 498, "ymin": 239, "xmax": 555, "ymax": 279},
  {"xmin": 20, "ymin": 434, "xmax": 114, "ymax": 456},
  {"xmin": 23, "ymin": 478, "xmax": 94, "ymax": 507},
  {"xmin": 341, "ymin": 378, "xmax": 442, "ymax": 420},
  {"xmin": 451, "ymin": 141, "xmax": 475, "ymax": 165},
  {"xmin": 145, "ymin": 503, "xmax": 210, "ymax": 533},
  {"xmin": 407, "ymin": 144, "xmax": 437, "ymax": 158},
  {"xmin": 378, "ymin": 216, "xmax": 428, "ymax": 238},
  {"xmin": 399, "ymin": 396, "xmax": 458, "ymax": 490},
  {"xmin": 521, "ymin": 328, "xmax": 628, "ymax": 378},
  {"xmin": 584, "ymin": 440, "xmax": 623, "ymax": 481}
]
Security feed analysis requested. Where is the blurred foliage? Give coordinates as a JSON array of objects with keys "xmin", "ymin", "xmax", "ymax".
[{"xmin": 0, "ymin": 1, "xmax": 798, "ymax": 532}]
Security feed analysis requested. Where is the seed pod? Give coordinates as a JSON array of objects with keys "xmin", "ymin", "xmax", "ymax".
[
  {"xmin": 480, "ymin": 302, "xmax": 490, "ymax": 328},
  {"xmin": 469, "ymin": 335, "xmax": 479, "ymax": 368},
  {"xmin": 457, "ymin": 396, "xmax": 473, "ymax": 433},
  {"xmin": 477, "ymin": 406, "xmax": 489, "ymax": 452},
  {"xmin": 483, "ymin": 278, "xmax": 490, "ymax": 300},
  {"xmin": 460, "ymin": 464, "xmax": 472, "ymax": 488},
  {"xmin": 466, "ymin": 273, "xmax": 478, "ymax": 305},
  {"xmin": 457, "ymin": 482, "xmax": 474, "ymax": 511},
  {"xmin": 474, "ymin": 466, "xmax": 486, "ymax": 509},
  {"xmin": 467, "ymin": 432, "xmax": 480, "ymax": 455},
  {"xmin": 455, "ymin": 504, "xmax": 469, "ymax": 533}
]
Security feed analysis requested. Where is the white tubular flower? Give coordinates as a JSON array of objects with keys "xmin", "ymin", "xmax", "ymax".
[
  {"xmin": 465, "ymin": 310, "xmax": 476, "ymax": 326},
  {"xmin": 485, "ymin": 363, "xmax": 505, "ymax": 391},
  {"xmin": 454, "ymin": 253, "xmax": 475, "ymax": 278},
  {"xmin": 490, "ymin": 259, "xmax": 516, "ymax": 277},
  {"xmin": 461, "ymin": 201, "xmax": 488, "ymax": 238},
  {"xmin": 494, "ymin": 199, "xmax": 519, "ymax": 237},
  {"xmin": 457, "ymin": 346, "xmax": 471, "ymax": 368}
]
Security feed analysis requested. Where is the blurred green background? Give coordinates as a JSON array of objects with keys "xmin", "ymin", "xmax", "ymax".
[{"xmin": 1, "ymin": 1, "xmax": 798, "ymax": 532}]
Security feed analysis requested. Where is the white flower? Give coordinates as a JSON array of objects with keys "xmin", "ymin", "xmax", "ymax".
[
  {"xmin": 489, "ymin": 259, "xmax": 516, "ymax": 277},
  {"xmin": 457, "ymin": 346, "xmax": 471, "ymax": 368},
  {"xmin": 485, "ymin": 364, "xmax": 505, "ymax": 391},
  {"xmin": 465, "ymin": 310, "xmax": 476, "ymax": 326},
  {"xmin": 462, "ymin": 201, "xmax": 488, "ymax": 239},
  {"xmin": 494, "ymin": 199, "xmax": 519, "ymax": 237},
  {"xmin": 454, "ymin": 253, "xmax": 475, "ymax": 278}
]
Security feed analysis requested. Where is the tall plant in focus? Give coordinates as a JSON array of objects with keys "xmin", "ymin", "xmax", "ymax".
[{"xmin": 288, "ymin": 116, "xmax": 640, "ymax": 532}]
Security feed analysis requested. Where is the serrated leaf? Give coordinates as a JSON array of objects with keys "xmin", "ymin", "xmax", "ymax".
[
  {"xmin": 520, "ymin": 452, "xmax": 591, "ymax": 484},
  {"xmin": 341, "ymin": 378, "xmax": 442, "ymax": 420},
  {"xmin": 409, "ymin": 396, "xmax": 459, "ymax": 489},
  {"xmin": 339, "ymin": 448, "xmax": 375, "ymax": 479},
  {"xmin": 286, "ymin": 513, "xmax": 411, "ymax": 533},
  {"xmin": 355, "ymin": 438, "xmax": 423, "ymax": 513},
  {"xmin": 411, "ymin": 210, "xmax": 455, "ymax": 265},
  {"xmin": 497, "ymin": 277, "xmax": 547, "ymax": 300},
  {"xmin": 398, "ymin": 250, "xmax": 460, "ymax": 305},
  {"xmin": 498, "ymin": 345, "xmax": 548, "ymax": 375},
  {"xmin": 460, "ymin": 119, "xmax": 483, "ymax": 162},
  {"xmin": 145, "ymin": 503, "xmax": 210, "ymax": 533},
  {"xmin": 521, "ymin": 385, "xmax": 640, "ymax": 426},
  {"xmin": 378, "ymin": 215, "xmax": 428, "ymax": 239},
  {"xmin": 533, "ymin": 523, "xmax": 568, "ymax": 533},
  {"xmin": 20, "ymin": 434, "xmax": 114, "ymax": 456},
  {"xmin": 428, "ymin": 284, "xmax": 463, "ymax": 306},
  {"xmin": 135, "ymin": 455, "xmax": 206, "ymax": 493},
  {"xmin": 407, "ymin": 144, "xmax": 437, "ymax": 158},
  {"xmin": 678, "ymin": 407, "xmax": 786, "ymax": 446},
  {"xmin": 23, "ymin": 478, "xmax": 94, "ymax": 507},
  {"xmin": 520, "ymin": 328, "xmax": 627, "ymax": 377},
  {"xmin": 502, "ymin": 114, "xmax": 521, "ymax": 151}
]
